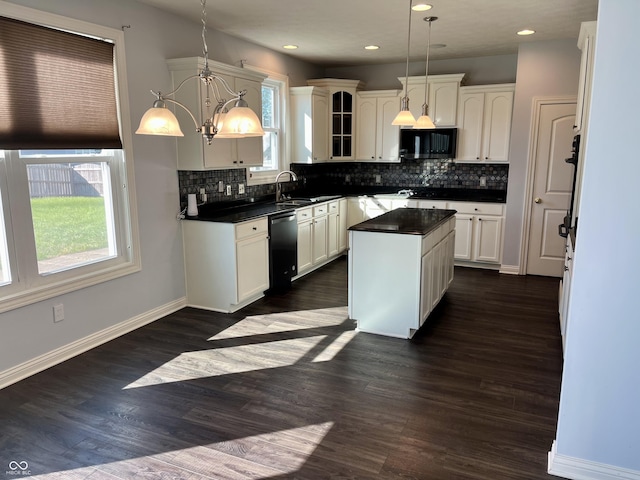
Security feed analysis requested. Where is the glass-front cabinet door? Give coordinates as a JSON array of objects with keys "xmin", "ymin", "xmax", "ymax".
[
  {"xmin": 307, "ymin": 79, "xmax": 363, "ymax": 161},
  {"xmin": 332, "ymin": 91, "xmax": 353, "ymax": 158}
]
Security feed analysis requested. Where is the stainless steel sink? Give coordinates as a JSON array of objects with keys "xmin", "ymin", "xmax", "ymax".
[{"xmin": 276, "ymin": 199, "xmax": 314, "ymax": 207}]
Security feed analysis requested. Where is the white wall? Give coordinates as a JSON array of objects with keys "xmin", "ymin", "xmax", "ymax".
[
  {"xmin": 0, "ymin": 0, "xmax": 319, "ymax": 379},
  {"xmin": 554, "ymin": 0, "xmax": 640, "ymax": 472},
  {"xmin": 501, "ymin": 40, "xmax": 582, "ymax": 270}
]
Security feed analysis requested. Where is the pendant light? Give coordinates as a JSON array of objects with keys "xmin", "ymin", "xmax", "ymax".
[
  {"xmin": 392, "ymin": 0, "xmax": 416, "ymax": 126},
  {"xmin": 136, "ymin": 0, "xmax": 264, "ymax": 143},
  {"xmin": 414, "ymin": 16, "xmax": 438, "ymax": 129}
]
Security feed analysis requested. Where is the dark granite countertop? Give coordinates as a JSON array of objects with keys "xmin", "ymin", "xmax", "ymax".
[
  {"xmin": 187, "ymin": 201, "xmax": 297, "ymax": 223},
  {"xmin": 349, "ymin": 208, "xmax": 457, "ymax": 236}
]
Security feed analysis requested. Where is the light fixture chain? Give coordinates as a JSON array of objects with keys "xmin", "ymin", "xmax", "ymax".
[
  {"xmin": 423, "ymin": 18, "xmax": 432, "ymax": 105},
  {"xmin": 403, "ymin": 0, "xmax": 412, "ymax": 98},
  {"xmin": 201, "ymin": 0, "xmax": 208, "ymax": 68}
]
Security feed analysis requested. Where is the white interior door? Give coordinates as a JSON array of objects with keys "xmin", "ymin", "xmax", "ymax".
[{"xmin": 526, "ymin": 101, "xmax": 576, "ymax": 277}]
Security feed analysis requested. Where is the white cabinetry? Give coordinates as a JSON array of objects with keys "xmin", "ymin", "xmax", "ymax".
[
  {"xmin": 167, "ymin": 58, "xmax": 266, "ymax": 170},
  {"xmin": 349, "ymin": 215, "xmax": 456, "ymax": 339},
  {"xmin": 355, "ymin": 90, "xmax": 401, "ymax": 162},
  {"xmin": 312, "ymin": 203, "xmax": 329, "ymax": 265},
  {"xmin": 574, "ymin": 22, "xmax": 597, "ymax": 134},
  {"xmin": 296, "ymin": 206, "xmax": 313, "ymax": 273},
  {"xmin": 297, "ymin": 199, "xmax": 347, "ymax": 276},
  {"xmin": 448, "ymin": 202, "xmax": 504, "ymax": 264},
  {"xmin": 183, "ymin": 218, "xmax": 269, "ymax": 312},
  {"xmin": 398, "ymin": 74, "xmax": 465, "ymax": 127},
  {"xmin": 290, "ymin": 86, "xmax": 329, "ymax": 163},
  {"xmin": 338, "ymin": 198, "xmax": 348, "ymax": 252},
  {"xmin": 307, "ymin": 79, "xmax": 364, "ymax": 161},
  {"xmin": 558, "ymin": 236, "xmax": 574, "ymax": 352},
  {"xmin": 456, "ymin": 85, "xmax": 515, "ymax": 162}
]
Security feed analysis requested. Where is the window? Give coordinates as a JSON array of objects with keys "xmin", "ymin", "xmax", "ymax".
[
  {"xmin": 0, "ymin": 4, "xmax": 140, "ymax": 313},
  {"xmin": 247, "ymin": 68, "xmax": 289, "ymax": 185}
]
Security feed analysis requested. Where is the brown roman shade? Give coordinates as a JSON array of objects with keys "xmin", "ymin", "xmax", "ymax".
[{"xmin": 0, "ymin": 16, "xmax": 122, "ymax": 149}]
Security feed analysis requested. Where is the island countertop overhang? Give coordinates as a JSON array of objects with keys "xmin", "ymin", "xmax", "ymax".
[{"xmin": 348, "ymin": 208, "xmax": 457, "ymax": 236}]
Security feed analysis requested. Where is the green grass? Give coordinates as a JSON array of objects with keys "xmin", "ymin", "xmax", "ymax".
[{"xmin": 30, "ymin": 197, "xmax": 108, "ymax": 260}]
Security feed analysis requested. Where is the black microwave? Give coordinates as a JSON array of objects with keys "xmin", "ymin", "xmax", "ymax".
[{"xmin": 399, "ymin": 127, "xmax": 458, "ymax": 159}]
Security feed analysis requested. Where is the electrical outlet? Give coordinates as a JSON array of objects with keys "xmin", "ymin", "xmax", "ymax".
[
  {"xmin": 199, "ymin": 188, "xmax": 205, "ymax": 195},
  {"xmin": 218, "ymin": 180, "xmax": 224, "ymax": 193},
  {"xmin": 479, "ymin": 176, "xmax": 487, "ymax": 187},
  {"xmin": 226, "ymin": 184, "xmax": 231, "ymax": 196},
  {"xmin": 238, "ymin": 183, "xmax": 245, "ymax": 194},
  {"xmin": 375, "ymin": 174, "xmax": 381, "ymax": 184},
  {"xmin": 53, "ymin": 303, "xmax": 64, "ymax": 323}
]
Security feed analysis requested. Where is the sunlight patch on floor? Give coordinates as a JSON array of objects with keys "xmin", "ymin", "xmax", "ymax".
[
  {"xmin": 123, "ymin": 335, "xmax": 328, "ymax": 389},
  {"xmin": 208, "ymin": 306, "xmax": 348, "ymax": 341},
  {"xmin": 312, "ymin": 330, "xmax": 358, "ymax": 363},
  {"xmin": 29, "ymin": 422, "xmax": 335, "ymax": 479}
]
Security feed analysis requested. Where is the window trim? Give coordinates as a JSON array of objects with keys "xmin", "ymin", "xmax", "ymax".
[
  {"xmin": 244, "ymin": 65, "xmax": 290, "ymax": 186},
  {"xmin": 0, "ymin": 3, "xmax": 141, "ymax": 314}
]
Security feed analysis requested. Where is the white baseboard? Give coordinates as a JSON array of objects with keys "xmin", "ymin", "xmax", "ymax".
[
  {"xmin": 548, "ymin": 441, "xmax": 640, "ymax": 480},
  {"xmin": 0, "ymin": 297, "xmax": 187, "ymax": 390},
  {"xmin": 499, "ymin": 264, "xmax": 520, "ymax": 275}
]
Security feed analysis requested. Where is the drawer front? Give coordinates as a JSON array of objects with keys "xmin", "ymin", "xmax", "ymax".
[
  {"xmin": 235, "ymin": 218, "xmax": 268, "ymax": 240},
  {"xmin": 448, "ymin": 202, "xmax": 504, "ymax": 216},
  {"xmin": 296, "ymin": 206, "xmax": 313, "ymax": 222},
  {"xmin": 414, "ymin": 200, "xmax": 448, "ymax": 210},
  {"xmin": 328, "ymin": 201, "xmax": 339, "ymax": 213},
  {"xmin": 313, "ymin": 203, "xmax": 328, "ymax": 216}
]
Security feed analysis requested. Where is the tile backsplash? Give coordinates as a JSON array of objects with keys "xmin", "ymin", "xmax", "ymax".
[{"xmin": 177, "ymin": 159, "xmax": 508, "ymax": 207}]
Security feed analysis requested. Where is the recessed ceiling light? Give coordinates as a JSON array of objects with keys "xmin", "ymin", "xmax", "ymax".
[
  {"xmin": 283, "ymin": 44, "xmax": 298, "ymax": 50},
  {"xmin": 412, "ymin": 2, "xmax": 433, "ymax": 11},
  {"xmin": 517, "ymin": 29, "xmax": 536, "ymax": 36},
  {"xmin": 364, "ymin": 45, "xmax": 380, "ymax": 50}
]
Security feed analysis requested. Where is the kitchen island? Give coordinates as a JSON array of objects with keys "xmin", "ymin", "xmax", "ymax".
[{"xmin": 348, "ymin": 208, "xmax": 456, "ymax": 339}]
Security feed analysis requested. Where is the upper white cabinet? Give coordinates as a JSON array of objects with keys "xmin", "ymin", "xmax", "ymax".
[
  {"xmin": 307, "ymin": 79, "xmax": 364, "ymax": 161},
  {"xmin": 456, "ymin": 84, "xmax": 515, "ymax": 162},
  {"xmin": 397, "ymin": 74, "xmax": 465, "ymax": 127},
  {"xmin": 167, "ymin": 57, "xmax": 267, "ymax": 170},
  {"xmin": 290, "ymin": 86, "xmax": 329, "ymax": 164},
  {"xmin": 355, "ymin": 90, "xmax": 401, "ymax": 162},
  {"xmin": 574, "ymin": 21, "xmax": 597, "ymax": 134}
]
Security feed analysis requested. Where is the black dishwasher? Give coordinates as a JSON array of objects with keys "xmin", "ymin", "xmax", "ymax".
[{"xmin": 268, "ymin": 211, "xmax": 298, "ymax": 292}]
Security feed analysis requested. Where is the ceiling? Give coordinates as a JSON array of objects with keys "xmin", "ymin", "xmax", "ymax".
[{"xmin": 135, "ymin": 0, "xmax": 598, "ymax": 67}]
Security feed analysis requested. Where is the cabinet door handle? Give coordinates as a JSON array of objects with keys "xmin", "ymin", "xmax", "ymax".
[
  {"xmin": 252, "ymin": 226, "xmax": 257, "ymax": 230},
  {"xmin": 478, "ymin": 218, "xmax": 482, "ymax": 221},
  {"xmin": 564, "ymin": 266, "xmax": 569, "ymax": 271}
]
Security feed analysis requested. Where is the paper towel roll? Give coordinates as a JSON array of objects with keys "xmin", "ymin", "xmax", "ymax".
[{"xmin": 187, "ymin": 193, "xmax": 198, "ymax": 216}]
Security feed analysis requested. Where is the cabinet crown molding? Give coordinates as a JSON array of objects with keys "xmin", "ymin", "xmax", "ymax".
[
  {"xmin": 398, "ymin": 73, "xmax": 466, "ymax": 86},
  {"xmin": 307, "ymin": 78, "xmax": 365, "ymax": 90},
  {"xmin": 459, "ymin": 83, "xmax": 515, "ymax": 94}
]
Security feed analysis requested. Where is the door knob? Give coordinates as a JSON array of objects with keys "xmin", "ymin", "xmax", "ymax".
[{"xmin": 534, "ymin": 197, "xmax": 542, "ymax": 204}]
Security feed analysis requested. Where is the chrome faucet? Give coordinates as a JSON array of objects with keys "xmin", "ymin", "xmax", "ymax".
[{"xmin": 275, "ymin": 170, "xmax": 298, "ymax": 202}]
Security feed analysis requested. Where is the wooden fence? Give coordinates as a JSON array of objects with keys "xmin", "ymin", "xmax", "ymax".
[{"xmin": 27, "ymin": 163, "xmax": 104, "ymax": 198}]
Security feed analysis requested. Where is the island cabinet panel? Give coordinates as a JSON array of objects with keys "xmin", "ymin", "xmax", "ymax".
[{"xmin": 348, "ymin": 210, "xmax": 455, "ymax": 339}]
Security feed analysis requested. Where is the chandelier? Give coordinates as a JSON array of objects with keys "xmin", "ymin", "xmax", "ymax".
[{"xmin": 135, "ymin": 0, "xmax": 264, "ymax": 144}]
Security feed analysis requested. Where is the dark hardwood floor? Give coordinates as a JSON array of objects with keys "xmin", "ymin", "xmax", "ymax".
[{"xmin": 0, "ymin": 258, "xmax": 564, "ymax": 479}]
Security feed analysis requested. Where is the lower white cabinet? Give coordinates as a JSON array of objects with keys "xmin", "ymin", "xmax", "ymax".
[
  {"xmin": 447, "ymin": 202, "xmax": 504, "ymax": 265},
  {"xmin": 349, "ymin": 215, "xmax": 456, "ymax": 339},
  {"xmin": 183, "ymin": 218, "xmax": 269, "ymax": 313},
  {"xmin": 558, "ymin": 236, "xmax": 574, "ymax": 352},
  {"xmin": 297, "ymin": 199, "xmax": 347, "ymax": 277},
  {"xmin": 296, "ymin": 206, "xmax": 313, "ymax": 273}
]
